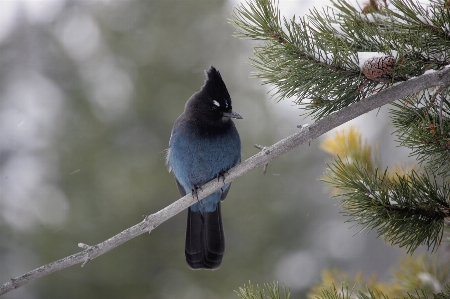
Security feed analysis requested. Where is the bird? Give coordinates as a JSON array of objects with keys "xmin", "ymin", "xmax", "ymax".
[{"xmin": 166, "ymin": 66, "xmax": 242, "ymax": 270}]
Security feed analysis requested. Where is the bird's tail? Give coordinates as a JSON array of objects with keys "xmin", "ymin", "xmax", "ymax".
[{"xmin": 185, "ymin": 203, "xmax": 225, "ymax": 270}]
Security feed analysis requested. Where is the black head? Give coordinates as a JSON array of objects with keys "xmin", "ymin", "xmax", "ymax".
[{"xmin": 184, "ymin": 66, "xmax": 242, "ymax": 125}]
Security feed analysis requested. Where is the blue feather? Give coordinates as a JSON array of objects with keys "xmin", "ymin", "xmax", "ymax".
[{"xmin": 167, "ymin": 120, "xmax": 240, "ymax": 213}]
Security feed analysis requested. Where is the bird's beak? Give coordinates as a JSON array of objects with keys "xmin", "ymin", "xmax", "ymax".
[{"xmin": 222, "ymin": 111, "xmax": 243, "ymax": 119}]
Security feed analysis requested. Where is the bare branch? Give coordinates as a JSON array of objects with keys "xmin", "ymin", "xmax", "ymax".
[{"xmin": 1, "ymin": 67, "xmax": 450, "ymax": 296}]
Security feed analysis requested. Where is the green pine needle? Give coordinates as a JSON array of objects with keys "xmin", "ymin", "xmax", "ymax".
[
  {"xmin": 231, "ymin": 0, "xmax": 449, "ymax": 120},
  {"xmin": 390, "ymin": 88, "xmax": 450, "ymax": 176},
  {"xmin": 314, "ymin": 282, "xmax": 450, "ymax": 299},
  {"xmin": 323, "ymin": 157, "xmax": 449, "ymax": 253},
  {"xmin": 235, "ymin": 281, "xmax": 290, "ymax": 299}
]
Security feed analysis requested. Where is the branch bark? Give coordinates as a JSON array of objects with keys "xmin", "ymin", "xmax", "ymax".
[{"xmin": 1, "ymin": 67, "xmax": 450, "ymax": 296}]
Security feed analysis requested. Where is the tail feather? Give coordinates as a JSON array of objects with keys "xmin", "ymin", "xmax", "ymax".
[
  {"xmin": 185, "ymin": 208, "xmax": 204, "ymax": 267},
  {"xmin": 185, "ymin": 203, "xmax": 225, "ymax": 270}
]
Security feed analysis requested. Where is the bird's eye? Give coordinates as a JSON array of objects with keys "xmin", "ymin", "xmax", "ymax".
[{"xmin": 212, "ymin": 100, "xmax": 221, "ymax": 111}]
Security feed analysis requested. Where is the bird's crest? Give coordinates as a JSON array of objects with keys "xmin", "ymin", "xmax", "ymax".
[{"xmin": 202, "ymin": 66, "xmax": 231, "ymax": 107}]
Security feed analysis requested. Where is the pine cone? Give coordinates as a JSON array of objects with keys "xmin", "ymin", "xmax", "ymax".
[{"xmin": 362, "ymin": 56, "xmax": 396, "ymax": 79}]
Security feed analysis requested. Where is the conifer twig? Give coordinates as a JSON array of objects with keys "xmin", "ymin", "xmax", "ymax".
[
  {"xmin": 254, "ymin": 144, "xmax": 269, "ymax": 174},
  {"xmin": 440, "ymin": 85, "xmax": 447, "ymax": 135},
  {"xmin": 1, "ymin": 67, "xmax": 450, "ymax": 297}
]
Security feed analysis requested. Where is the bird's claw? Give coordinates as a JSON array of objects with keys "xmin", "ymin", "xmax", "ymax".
[
  {"xmin": 191, "ymin": 184, "xmax": 203, "ymax": 200},
  {"xmin": 217, "ymin": 170, "xmax": 228, "ymax": 184}
]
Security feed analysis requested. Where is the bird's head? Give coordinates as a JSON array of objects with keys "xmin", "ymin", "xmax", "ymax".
[{"xmin": 185, "ymin": 66, "xmax": 242, "ymax": 125}]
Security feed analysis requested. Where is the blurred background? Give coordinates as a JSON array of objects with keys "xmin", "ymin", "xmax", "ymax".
[{"xmin": 0, "ymin": 0, "xmax": 422, "ymax": 298}]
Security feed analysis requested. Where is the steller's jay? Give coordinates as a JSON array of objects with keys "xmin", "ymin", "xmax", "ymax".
[{"xmin": 166, "ymin": 66, "xmax": 242, "ymax": 269}]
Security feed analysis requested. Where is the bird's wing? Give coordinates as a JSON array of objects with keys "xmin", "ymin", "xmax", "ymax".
[
  {"xmin": 166, "ymin": 123, "xmax": 180, "ymax": 173},
  {"xmin": 220, "ymin": 185, "xmax": 230, "ymax": 202},
  {"xmin": 219, "ymin": 148, "xmax": 241, "ymax": 202},
  {"xmin": 175, "ymin": 178, "xmax": 187, "ymax": 197}
]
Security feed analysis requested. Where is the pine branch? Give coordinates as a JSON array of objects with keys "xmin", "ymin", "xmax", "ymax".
[
  {"xmin": 309, "ymin": 255, "xmax": 450, "ymax": 299},
  {"xmin": 235, "ymin": 281, "xmax": 290, "ymax": 299},
  {"xmin": 324, "ymin": 157, "xmax": 450, "ymax": 253},
  {"xmin": 231, "ymin": 0, "xmax": 450, "ymax": 119},
  {"xmin": 313, "ymin": 284, "xmax": 450, "ymax": 299},
  {"xmin": 315, "ymin": 284, "xmax": 384, "ymax": 299},
  {"xmin": 1, "ymin": 67, "xmax": 450, "ymax": 297},
  {"xmin": 390, "ymin": 87, "xmax": 450, "ymax": 176},
  {"xmin": 388, "ymin": 0, "xmax": 450, "ymax": 66}
]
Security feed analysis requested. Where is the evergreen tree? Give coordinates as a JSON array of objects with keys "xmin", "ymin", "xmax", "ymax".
[{"xmin": 231, "ymin": 0, "xmax": 450, "ymax": 297}]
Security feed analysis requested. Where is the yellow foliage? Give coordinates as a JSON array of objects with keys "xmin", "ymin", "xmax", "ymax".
[
  {"xmin": 320, "ymin": 126, "xmax": 376, "ymax": 171},
  {"xmin": 385, "ymin": 164, "xmax": 417, "ymax": 184},
  {"xmin": 308, "ymin": 255, "xmax": 450, "ymax": 299},
  {"xmin": 308, "ymin": 269, "xmax": 395, "ymax": 299},
  {"xmin": 321, "ymin": 126, "xmax": 417, "ymax": 192},
  {"xmin": 390, "ymin": 255, "xmax": 449, "ymax": 297}
]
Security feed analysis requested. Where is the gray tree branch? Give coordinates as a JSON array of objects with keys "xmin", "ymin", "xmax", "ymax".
[{"xmin": 1, "ymin": 67, "xmax": 450, "ymax": 296}]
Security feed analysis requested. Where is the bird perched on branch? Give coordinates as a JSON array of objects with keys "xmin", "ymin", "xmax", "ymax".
[{"xmin": 166, "ymin": 66, "xmax": 242, "ymax": 269}]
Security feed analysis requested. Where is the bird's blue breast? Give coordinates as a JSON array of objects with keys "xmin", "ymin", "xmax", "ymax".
[{"xmin": 167, "ymin": 120, "xmax": 241, "ymax": 213}]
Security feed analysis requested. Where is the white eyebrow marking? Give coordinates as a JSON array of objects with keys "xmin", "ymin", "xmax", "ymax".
[{"xmin": 213, "ymin": 100, "xmax": 220, "ymax": 107}]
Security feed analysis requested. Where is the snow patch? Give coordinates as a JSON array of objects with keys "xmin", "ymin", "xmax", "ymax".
[{"xmin": 357, "ymin": 51, "xmax": 399, "ymax": 71}]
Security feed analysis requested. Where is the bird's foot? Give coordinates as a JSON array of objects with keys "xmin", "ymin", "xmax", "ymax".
[
  {"xmin": 217, "ymin": 170, "xmax": 229, "ymax": 184},
  {"xmin": 191, "ymin": 184, "xmax": 203, "ymax": 200}
]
